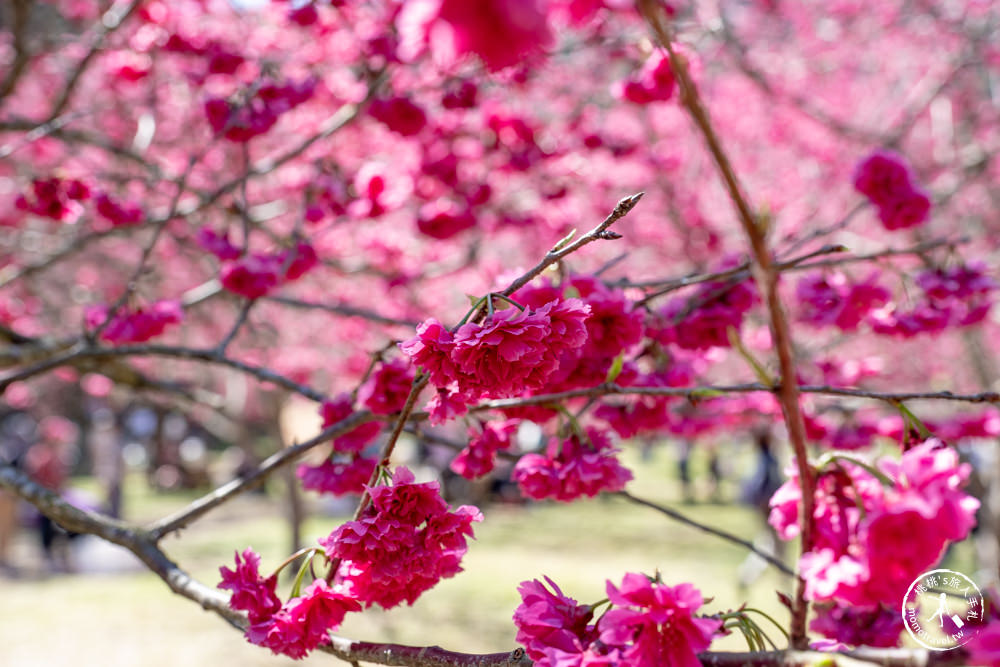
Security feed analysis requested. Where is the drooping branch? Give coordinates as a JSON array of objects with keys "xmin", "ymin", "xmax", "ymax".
[
  {"xmin": 146, "ymin": 409, "xmax": 380, "ymax": 540},
  {"xmin": 0, "ymin": 342, "xmax": 327, "ymax": 402},
  {"xmin": 617, "ymin": 491, "xmax": 793, "ymax": 576}
]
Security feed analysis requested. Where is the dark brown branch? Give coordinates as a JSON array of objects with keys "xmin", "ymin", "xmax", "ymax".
[
  {"xmin": 0, "ymin": 0, "xmax": 33, "ymax": 103},
  {"xmin": 147, "ymin": 410, "xmax": 379, "ymax": 540},
  {"xmin": 0, "ymin": 342, "xmax": 327, "ymax": 402},
  {"xmin": 324, "ymin": 639, "xmax": 530, "ymax": 667},
  {"xmin": 639, "ymin": 4, "xmax": 814, "ymax": 646}
]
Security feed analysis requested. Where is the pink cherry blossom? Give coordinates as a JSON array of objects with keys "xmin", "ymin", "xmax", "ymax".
[{"xmin": 598, "ymin": 574, "xmax": 721, "ymax": 667}]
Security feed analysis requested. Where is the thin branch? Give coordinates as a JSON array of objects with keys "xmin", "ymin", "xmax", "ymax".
[
  {"xmin": 47, "ymin": 0, "xmax": 143, "ymax": 119},
  {"xmin": 0, "ymin": 0, "xmax": 33, "ymax": 103},
  {"xmin": 0, "ymin": 342, "xmax": 327, "ymax": 402},
  {"xmin": 617, "ymin": 491, "xmax": 793, "ymax": 576},
  {"xmin": 147, "ymin": 410, "xmax": 379, "ymax": 540},
  {"xmin": 495, "ymin": 192, "xmax": 643, "ymax": 302},
  {"xmin": 216, "ymin": 300, "xmax": 254, "ymax": 354},
  {"xmin": 265, "ymin": 295, "xmax": 419, "ymax": 328}
]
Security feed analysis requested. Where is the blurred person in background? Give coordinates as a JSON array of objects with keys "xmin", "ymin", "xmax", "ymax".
[
  {"xmin": 0, "ymin": 412, "xmax": 35, "ymax": 575},
  {"xmin": 25, "ymin": 416, "xmax": 79, "ymax": 573}
]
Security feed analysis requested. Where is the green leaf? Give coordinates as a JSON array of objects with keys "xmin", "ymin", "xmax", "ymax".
[
  {"xmin": 604, "ymin": 353, "xmax": 625, "ymax": 384},
  {"xmin": 690, "ymin": 388, "xmax": 726, "ymax": 399},
  {"xmin": 289, "ymin": 551, "xmax": 314, "ymax": 599}
]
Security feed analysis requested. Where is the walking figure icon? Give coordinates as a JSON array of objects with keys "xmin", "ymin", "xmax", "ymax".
[{"xmin": 927, "ymin": 592, "xmax": 949, "ymax": 627}]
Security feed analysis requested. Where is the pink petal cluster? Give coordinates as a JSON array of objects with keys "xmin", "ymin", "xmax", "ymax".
[
  {"xmin": 770, "ymin": 440, "xmax": 979, "ymax": 607},
  {"xmin": 398, "ymin": 0, "xmax": 552, "ymax": 71},
  {"xmin": 400, "ymin": 299, "xmax": 590, "ymax": 402},
  {"xmin": 869, "ymin": 263, "xmax": 996, "ymax": 336},
  {"xmin": 245, "ymin": 578, "xmax": 361, "ymax": 659},
  {"xmin": 15, "ymin": 177, "xmax": 90, "ymax": 222},
  {"xmin": 594, "ymin": 371, "xmax": 679, "ymax": 439},
  {"xmin": 218, "ymin": 548, "xmax": 282, "ymax": 623},
  {"xmin": 85, "ymin": 300, "xmax": 183, "ymax": 344},
  {"xmin": 965, "ymin": 617, "xmax": 1000, "ymax": 667},
  {"xmin": 600, "ymin": 574, "xmax": 722, "ymax": 667},
  {"xmin": 204, "ymin": 77, "xmax": 315, "ymax": 142},
  {"xmin": 809, "ymin": 602, "xmax": 902, "ymax": 648},
  {"xmin": 652, "ymin": 278, "xmax": 756, "ymax": 350},
  {"xmin": 512, "ymin": 428, "xmax": 632, "ymax": 502},
  {"xmin": 297, "ymin": 394, "xmax": 381, "ymax": 497},
  {"xmin": 320, "ymin": 467, "xmax": 483, "ymax": 609},
  {"xmin": 617, "ymin": 53, "xmax": 675, "ymax": 105},
  {"xmin": 357, "ymin": 358, "xmax": 415, "ymax": 415},
  {"xmin": 853, "ymin": 150, "xmax": 932, "ymax": 230},
  {"xmin": 450, "ymin": 418, "xmax": 521, "ymax": 479},
  {"xmin": 796, "ymin": 272, "xmax": 890, "ymax": 331},
  {"xmin": 94, "ymin": 192, "xmax": 144, "ymax": 229},
  {"xmin": 513, "ymin": 574, "xmax": 721, "ymax": 667},
  {"xmin": 369, "ymin": 96, "xmax": 427, "ymax": 137},
  {"xmin": 219, "ymin": 242, "xmax": 319, "ymax": 299},
  {"xmin": 196, "ymin": 228, "xmax": 242, "ymax": 260},
  {"xmin": 515, "ymin": 276, "xmax": 643, "ymax": 392},
  {"xmin": 513, "ymin": 577, "xmax": 600, "ymax": 665},
  {"xmin": 220, "ymin": 254, "xmax": 283, "ymax": 299},
  {"xmin": 416, "ymin": 198, "xmax": 476, "ymax": 240},
  {"xmin": 297, "ymin": 457, "xmax": 377, "ymax": 497}
]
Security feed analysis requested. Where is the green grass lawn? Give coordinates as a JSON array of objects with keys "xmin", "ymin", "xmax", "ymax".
[{"xmin": 0, "ymin": 443, "xmax": 975, "ymax": 666}]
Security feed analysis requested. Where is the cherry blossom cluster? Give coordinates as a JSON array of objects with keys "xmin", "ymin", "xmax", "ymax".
[
  {"xmin": 802, "ymin": 407, "xmax": 1000, "ymax": 451},
  {"xmin": 213, "ymin": 241, "xmax": 319, "ymax": 300},
  {"xmin": 853, "ymin": 151, "xmax": 932, "ymax": 230},
  {"xmin": 769, "ymin": 441, "xmax": 978, "ymax": 621},
  {"xmin": 15, "ymin": 177, "xmax": 91, "ymax": 223},
  {"xmin": 650, "ymin": 276, "xmax": 757, "ymax": 350},
  {"xmin": 870, "ymin": 263, "xmax": 997, "ymax": 336},
  {"xmin": 450, "ymin": 418, "xmax": 521, "ymax": 479},
  {"xmin": 296, "ymin": 394, "xmax": 381, "ymax": 497},
  {"xmin": 513, "ymin": 573, "xmax": 721, "ymax": 667},
  {"xmin": 795, "ymin": 272, "xmax": 889, "ymax": 332},
  {"xmin": 221, "ymin": 467, "xmax": 481, "ymax": 658},
  {"xmin": 84, "ymin": 300, "xmax": 184, "ymax": 344},
  {"xmin": 400, "ymin": 297, "xmax": 591, "ymax": 403},
  {"xmin": 204, "ymin": 77, "xmax": 316, "ymax": 142},
  {"xmin": 219, "ymin": 548, "xmax": 361, "ymax": 659},
  {"xmin": 512, "ymin": 428, "xmax": 633, "ymax": 502},
  {"xmin": 319, "ymin": 467, "xmax": 482, "ymax": 609}
]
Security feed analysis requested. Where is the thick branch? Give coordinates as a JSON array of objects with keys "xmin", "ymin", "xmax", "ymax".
[{"xmin": 640, "ymin": 4, "xmax": 814, "ymax": 647}]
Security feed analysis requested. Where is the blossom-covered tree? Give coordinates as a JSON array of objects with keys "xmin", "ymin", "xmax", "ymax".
[{"xmin": 1, "ymin": 0, "xmax": 999, "ymax": 665}]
